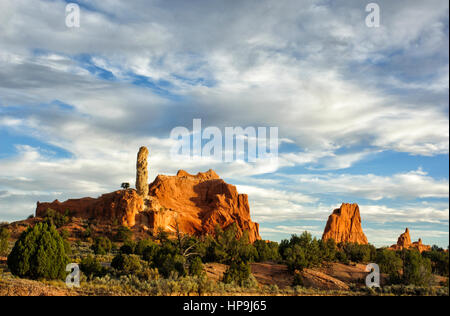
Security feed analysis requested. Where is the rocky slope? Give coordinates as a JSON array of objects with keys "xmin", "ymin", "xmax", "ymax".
[{"xmin": 322, "ymin": 203, "xmax": 368, "ymax": 244}]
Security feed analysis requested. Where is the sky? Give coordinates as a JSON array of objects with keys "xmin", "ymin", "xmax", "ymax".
[{"xmin": 0, "ymin": 0, "xmax": 448, "ymax": 247}]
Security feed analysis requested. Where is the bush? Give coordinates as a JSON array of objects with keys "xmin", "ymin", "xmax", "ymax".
[
  {"xmin": 152, "ymin": 243, "xmax": 186, "ymax": 278},
  {"xmin": 115, "ymin": 226, "xmax": 132, "ymax": 242},
  {"xmin": 111, "ymin": 254, "xmax": 143, "ymax": 274},
  {"xmin": 142, "ymin": 242, "xmax": 159, "ymax": 262},
  {"xmin": 205, "ymin": 224, "xmax": 257, "ymax": 264},
  {"xmin": 119, "ymin": 241, "xmax": 136, "ymax": 254},
  {"xmin": 80, "ymin": 255, "xmax": 106, "ymax": 280},
  {"xmin": 320, "ymin": 238, "xmax": 337, "ymax": 262},
  {"xmin": 7, "ymin": 222, "xmax": 69, "ymax": 280},
  {"xmin": 280, "ymin": 232, "xmax": 322, "ymax": 271},
  {"xmin": 189, "ymin": 256, "xmax": 204, "ymax": 277},
  {"xmin": 292, "ymin": 271, "xmax": 304, "ymax": 286},
  {"xmin": 43, "ymin": 208, "xmax": 69, "ymax": 228},
  {"xmin": 253, "ymin": 240, "xmax": 280, "ymax": 262},
  {"xmin": 135, "ymin": 239, "xmax": 157, "ymax": 256},
  {"xmin": 222, "ymin": 261, "xmax": 253, "ymax": 286},
  {"xmin": 91, "ymin": 236, "xmax": 112, "ymax": 255},
  {"xmin": 339, "ymin": 242, "xmax": 376, "ymax": 263},
  {"xmin": 402, "ymin": 250, "xmax": 432, "ymax": 286},
  {"xmin": 0, "ymin": 227, "xmax": 10, "ymax": 256},
  {"xmin": 376, "ymin": 248, "xmax": 403, "ymax": 284},
  {"xmin": 336, "ymin": 250, "xmax": 350, "ymax": 264},
  {"xmin": 422, "ymin": 249, "xmax": 449, "ymax": 277}
]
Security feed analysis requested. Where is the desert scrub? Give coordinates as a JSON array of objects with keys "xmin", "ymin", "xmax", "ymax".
[
  {"xmin": 111, "ymin": 254, "xmax": 143, "ymax": 274},
  {"xmin": 92, "ymin": 236, "xmax": 112, "ymax": 255},
  {"xmin": 0, "ymin": 227, "xmax": 10, "ymax": 256},
  {"xmin": 7, "ymin": 222, "xmax": 69, "ymax": 280},
  {"xmin": 377, "ymin": 284, "xmax": 449, "ymax": 296},
  {"xmin": 78, "ymin": 274, "xmax": 260, "ymax": 296}
]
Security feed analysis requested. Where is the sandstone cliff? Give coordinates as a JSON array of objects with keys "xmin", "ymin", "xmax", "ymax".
[
  {"xmin": 140, "ymin": 169, "xmax": 260, "ymax": 242},
  {"xmin": 389, "ymin": 228, "xmax": 431, "ymax": 253},
  {"xmin": 322, "ymin": 203, "xmax": 368, "ymax": 244},
  {"xmin": 35, "ymin": 166, "xmax": 260, "ymax": 242},
  {"xmin": 36, "ymin": 190, "xmax": 144, "ymax": 227}
]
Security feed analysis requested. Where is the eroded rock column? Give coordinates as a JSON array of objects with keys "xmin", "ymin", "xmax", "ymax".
[{"xmin": 136, "ymin": 146, "xmax": 149, "ymax": 198}]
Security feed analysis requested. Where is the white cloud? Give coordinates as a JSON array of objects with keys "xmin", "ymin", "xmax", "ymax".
[
  {"xmin": 283, "ymin": 168, "xmax": 449, "ymax": 200},
  {"xmin": 0, "ymin": 0, "xmax": 448, "ymax": 249}
]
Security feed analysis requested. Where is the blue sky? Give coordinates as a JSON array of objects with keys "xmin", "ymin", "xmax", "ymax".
[{"xmin": 0, "ymin": 0, "xmax": 448, "ymax": 247}]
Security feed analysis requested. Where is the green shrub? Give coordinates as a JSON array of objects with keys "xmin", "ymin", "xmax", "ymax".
[
  {"xmin": 189, "ymin": 256, "xmax": 204, "ymax": 277},
  {"xmin": 339, "ymin": 242, "xmax": 376, "ymax": 263},
  {"xmin": 293, "ymin": 271, "xmax": 304, "ymax": 286},
  {"xmin": 336, "ymin": 250, "xmax": 350, "ymax": 264},
  {"xmin": 253, "ymin": 240, "xmax": 280, "ymax": 262},
  {"xmin": 7, "ymin": 222, "xmax": 69, "ymax": 280},
  {"xmin": 376, "ymin": 248, "xmax": 403, "ymax": 284},
  {"xmin": 205, "ymin": 224, "xmax": 257, "ymax": 264},
  {"xmin": 222, "ymin": 261, "xmax": 252, "ymax": 286},
  {"xmin": 152, "ymin": 243, "xmax": 186, "ymax": 278},
  {"xmin": 83, "ymin": 225, "xmax": 92, "ymax": 240},
  {"xmin": 0, "ymin": 227, "xmax": 10, "ymax": 256},
  {"xmin": 80, "ymin": 255, "xmax": 106, "ymax": 280},
  {"xmin": 135, "ymin": 239, "xmax": 156, "ymax": 256},
  {"xmin": 115, "ymin": 225, "xmax": 132, "ymax": 242},
  {"xmin": 142, "ymin": 243, "xmax": 159, "ymax": 262},
  {"xmin": 402, "ymin": 250, "xmax": 432, "ymax": 286},
  {"xmin": 422, "ymin": 249, "xmax": 449, "ymax": 277},
  {"xmin": 280, "ymin": 232, "xmax": 322, "ymax": 271},
  {"xmin": 91, "ymin": 236, "xmax": 112, "ymax": 255},
  {"xmin": 111, "ymin": 254, "xmax": 143, "ymax": 274},
  {"xmin": 43, "ymin": 208, "xmax": 69, "ymax": 228},
  {"xmin": 119, "ymin": 241, "xmax": 136, "ymax": 254},
  {"xmin": 320, "ymin": 238, "xmax": 337, "ymax": 262}
]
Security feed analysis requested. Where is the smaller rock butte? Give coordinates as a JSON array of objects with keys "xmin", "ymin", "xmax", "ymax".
[
  {"xmin": 389, "ymin": 228, "xmax": 431, "ymax": 253},
  {"xmin": 322, "ymin": 203, "xmax": 368, "ymax": 245},
  {"xmin": 36, "ymin": 167, "xmax": 260, "ymax": 242}
]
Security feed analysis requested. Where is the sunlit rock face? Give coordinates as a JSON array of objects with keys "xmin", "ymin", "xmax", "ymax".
[
  {"xmin": 322, "ymin": 203, "xmax": 368, "ymax": 245},
  {"xmin": 36, "ymin": 148, "xmax": 260, "ymax": 242},
  {"xmin": 136, "ymin": 146, "xmax": 149, "ymax": 198}
]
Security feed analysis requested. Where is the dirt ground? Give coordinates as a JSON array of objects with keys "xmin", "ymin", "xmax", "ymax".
[{"xmin": 205, "ymin": 262, "xmax": 368, "ymax": 290}]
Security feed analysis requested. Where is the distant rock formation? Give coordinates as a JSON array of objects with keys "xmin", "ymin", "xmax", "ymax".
[
  {"xmin": 35, "ymin": 148, "xmax": 260, "ymax": 242},
  {"xmin": 322, "ymin": 203, "xmax": 368, "ymax": 244},
  {"xmin": 136, "ymin": 146, "xmax": 149, "ymax": 198},
  {"xmin": 389, "ymin": 228, "xmax": 431, "ymax": 253},
  {"xmin": 396, "ymin": 227, "xmax": 412, "ymax": 249}
]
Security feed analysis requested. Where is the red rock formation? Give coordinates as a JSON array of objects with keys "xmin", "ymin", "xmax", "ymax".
[
  {"xmin": 395, "ymin": 228, "xmax": 412, "ymax": 249},
  {"xmin": 35, "ymin": 169, "xmax": 260, "ymax": 242},
  {"xmin": 412, "ymin": 239, "xmax": 431, "ymax": 253},
  {"xmin": 389, "ymin": 228, "xmax": 431, "ymax": 253},
  {"xmin": 322, "ymin": 203, "xmax": 368, "ymax": 244},
  {"xmin": 36, "ymin": 190, "xmax": 144, "ymax": 227},
  {"xmin": 139, "ymin": 169, "xmax": 260, "ymax": 242},
  {"xmin": 136, "ymin": 146, "xmax": 149, "ymax": 198}
]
